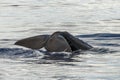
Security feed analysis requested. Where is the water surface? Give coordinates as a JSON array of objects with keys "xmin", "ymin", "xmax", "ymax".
[{"xmin": 0, "ymin": 0, "xmax": 120, "ymax": 80}]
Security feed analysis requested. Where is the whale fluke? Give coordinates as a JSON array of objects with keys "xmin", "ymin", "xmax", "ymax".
[
  {"xmin": 15, "ymin": 35, "xmax": 50, "ymax": 49},
  {"xmin": 59, "ymin": 32, "xmax": 93, "ymax": 50},
  {"xmin": 45, "ymin": 32, "xmax": 72, "ymax": 52},
  {"xmin": 15, "ymin": 31, "xmax": 93, "ymax": 52}
]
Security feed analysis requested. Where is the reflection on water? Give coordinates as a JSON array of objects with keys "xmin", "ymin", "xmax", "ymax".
[{"xmin": 0, "ymin": 0, "xmax": 120, "ymax": 80}]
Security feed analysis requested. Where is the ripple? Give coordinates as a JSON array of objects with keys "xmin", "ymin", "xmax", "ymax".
[
  {"xmin": 98, "ymin": 43, "xmax": 120, "ymax": 47},
  {"xmin": 77, "ymin": 33, "xmax": 120, "ymax": 38},
  {"xmin": 9, "ymin": 5, "xmax": 20, "ymax": 7},
  {"xmin": 0, "ymin": 47, "xmax": 118, "ymax": 60}
]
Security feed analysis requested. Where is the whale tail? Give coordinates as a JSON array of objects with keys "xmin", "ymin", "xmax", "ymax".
[
  {"xmin": 59, "ymin": 32, "xmax": 93, "ymax": 50},
  {"xmin": 15, "ymin": 35, "xmax": 50, "ymax": 49},
  {"xmin": 45, "ymin": 31, "xmax": 93, "ymax": 52},
  {"xmin": 45, "ymin": 32, "xmax": 72, "ymax": 52},
  {"xmin": 15, "ymin": 31, "xmax": 93, "ymax": 52}
]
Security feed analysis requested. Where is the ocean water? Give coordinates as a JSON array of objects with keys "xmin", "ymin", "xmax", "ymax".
[{"xmin": 0, "ymin": 0, "xmax": 120, "ymax": 80}]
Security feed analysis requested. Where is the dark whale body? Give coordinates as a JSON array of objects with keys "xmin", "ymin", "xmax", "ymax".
[
  {"xmin": 15, "ymin": 35, "xmax": 50, "ymax": 49},
  {"xmin": 15, "ymin": 31, "xmax": 93, "ymax": 52},
  {"xmin": 45, "ymin": 32, "xmax": 72, "ymax": 52}
]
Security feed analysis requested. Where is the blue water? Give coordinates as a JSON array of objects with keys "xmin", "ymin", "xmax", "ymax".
[{"xmin": 0, "ymin": 0, "xmax": 120, "ymax": 80}]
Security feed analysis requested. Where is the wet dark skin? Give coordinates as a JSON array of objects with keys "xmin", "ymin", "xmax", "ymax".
[{"xmin": 15, "ymin": 31, "xmax": 93, "ymax": 52}]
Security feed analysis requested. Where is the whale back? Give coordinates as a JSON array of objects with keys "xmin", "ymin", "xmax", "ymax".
[{"xmin": 15, "ymin": 35, "xmax": 50, "ymax": 49}]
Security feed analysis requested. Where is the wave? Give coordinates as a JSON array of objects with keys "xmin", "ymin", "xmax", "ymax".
[
  {"xmin": 76, "ymin": 33, "xmax": 120, "ymax": 38},
  {"xmin": 0, "ymin": 47, "xmax": 117, "ymax": 60}
]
